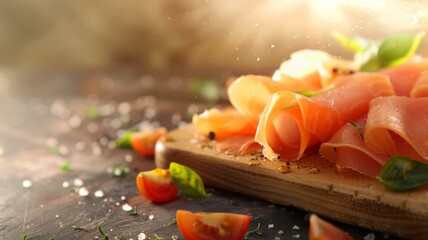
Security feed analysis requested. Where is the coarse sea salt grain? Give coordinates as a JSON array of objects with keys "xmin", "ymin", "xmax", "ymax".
[
  {"xmin": 148, "ymin": 215, "xmax": 154, "ymax": 220},
  {"xmin": 268, "ymin": 224, "xmax": 274, "ymax": 229},
  {"xmin": 78, "ymin": 187, "xmax": 89, "ymax": 197},
  {"xmin": 138, "ymin": 232, "xmax": 146, "ymax": 240},
  {"xmin": 22, "ymin": 180, "xmax": 32, "ymax": 188},
  {"xmin": 122, "ymin": 204, "xmax": 133, "ymax": 212},
  {"xmin": 73, "ymin": 178, "xmax": 84, "ymax": 187},
  {"xmin": 292, "ymin": 234, "xmax": 300, "ymax": 239},
  {"xmin": 94, "ymin": 190, "xmax": 104, "ymax": 198},
  {"xmin": 292, "ymin": 225, "xmax": 300, "ymax": 230},
  {"xmin": 62, "ymin": 181, "xmax": 70, "ymax": 188}
]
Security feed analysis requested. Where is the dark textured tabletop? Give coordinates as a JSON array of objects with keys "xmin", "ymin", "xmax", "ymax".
[{"xmin": 0, "ymin": 72, "xmax": 401, "ymax": 240}]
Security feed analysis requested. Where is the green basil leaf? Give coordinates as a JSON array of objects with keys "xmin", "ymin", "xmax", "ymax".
[
  {"xmin": 332, "ymin": 31, "xmax": 366, "ymax": 53},
  {"xmin": 169, "ymin": 162, "xmax": 208, "ymax": 199},
  {"xmin": 115, "ymin": 130, "xmax": 137, "ymax": 148},
  {"xmin": 378, "ymin": 31, "xmax": 425, "ymax": 68},
  {"xmin": 376, "ymin": 155, "xmax": 428, "ymax": 191},
  {"xmin": 359, "ymin": 54, "xmax": 382, "ymax": 72}
]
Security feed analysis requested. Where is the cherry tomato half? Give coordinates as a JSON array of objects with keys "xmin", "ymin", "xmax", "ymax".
[
  {"xmin": 309, "ymin": 214, "xmax": 353, "ymax": 240},
  {"xmin": 176, "ymin": 210, "xmax": 251, "ymax": 240},
  {"xmin": 131, "ymin": 128, "xmax": 167, "ymax": 157},
  {"xmin": 136, "ymin": 168, "xmax": 178, "ymax": 203}
]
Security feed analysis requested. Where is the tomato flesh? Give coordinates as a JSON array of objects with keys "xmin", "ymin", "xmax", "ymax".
[
  {"xmin": 136, "ymin": 168, "xmax": 178, "ymax": 202},
  {"xmin": 309, "ymin": 214, "xmax": 353, "ymax": 240},
  {"xmin": 177, "ymin": 210, "xmax": 251, "ymax": 240},
  {"xmin": 131, "ymin": 128, "xmax": 167, "ymax": 157}
]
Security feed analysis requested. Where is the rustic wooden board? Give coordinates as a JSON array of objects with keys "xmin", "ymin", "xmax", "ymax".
[{"xmin": 156, "ymin": 126, "xmax": 428, "ymax": 240}]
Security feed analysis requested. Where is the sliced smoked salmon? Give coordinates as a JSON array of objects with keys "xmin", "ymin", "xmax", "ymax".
[
  {"xmin": 192, "ymin": 107, "xmax": 256, "ymax": 140},
  {"xmin": 381, "ymin": 60, "xmax": 428, "ymax": 96},
  {"xmin": 364, "ymin": 96, "xmax": 428, "ymax": 161},
  {"xmin": 411, "ymin": 71, "xmax": 428, "ymax": 98},
  {"xmin": 256, "ymin": 73, "xmax": 395, "ymax": 160},
  {"xmin": 319, "ymin": 116, "xmax": 388, "ymax": 177}
]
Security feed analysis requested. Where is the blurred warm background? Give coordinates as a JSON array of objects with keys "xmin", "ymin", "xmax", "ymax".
[{"xmin": 0, "ymin": 0, "xmax": 427, "ymax": 76}]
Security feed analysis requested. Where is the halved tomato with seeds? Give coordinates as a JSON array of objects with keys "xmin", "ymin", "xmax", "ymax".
[
  {"xmin": 131, "ymin": 127, "xmax": 167, "ymax": 157},
  {"xmin": 309, "ymin": 214, "xmax": 353, "ymax": 240},
  {"xmin": 136, "ymin": 168, "xmax": 178, "ymax": 203},
  {"xmin": 176, "ymin": 210, "xmax": 251, "ymax": 240}
]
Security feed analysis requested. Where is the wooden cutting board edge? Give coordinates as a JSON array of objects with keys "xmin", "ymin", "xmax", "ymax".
[{"xmin": 155, "ymin": 126, "xmax": 428, "ymax": 240}]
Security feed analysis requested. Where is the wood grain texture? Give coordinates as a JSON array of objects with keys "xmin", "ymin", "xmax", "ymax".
[{"xmin": 156, "ymin": 126, "xmax": 428, "ymax": 240}]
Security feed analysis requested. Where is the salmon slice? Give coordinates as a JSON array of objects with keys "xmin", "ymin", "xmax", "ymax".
[
  {"xmin": 364, "ymin": 96, "xmax": 428, "ymax": 161},
  {"xmin": 215, "ymin": 135, "xmax": 262, "ymax": 155},
  {"xmin": 227, "ymin": 75, "xmax": 291, "ymax": 127},
  {"xmin": 256, "ymin": 73, "xmax": 395, "ymax": 160},
  {"xmin": 320, "ymin": 116, "xmax": 388, "ymax": 177},
  {"xmin": 192, "ymin": 107, "xmax": 256, "ymax": 140},
  {"xmin": 274, "ymin": 49, "xmax": 356, "ymax": 88},
  {"xmin": 381, "ymin": 60, "xmax": 428, "ymax": 96},
  {"xmin": 411, "ymin": 71, "xmax": 428, "ymax": 97}
]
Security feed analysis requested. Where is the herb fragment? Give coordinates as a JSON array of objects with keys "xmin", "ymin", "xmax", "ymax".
[
  {"xmin": 153, "ymin": 234, "xmax": 165, "ymax": 240},
  {"xmin": 294, "ymin": 86, "xmax": 334, "ymax": 97},
  {"xmin": 169, "ymin": 162, "xmax": 209, "ymax": 199},
  {"xmin": 333, "ymin": 31, "xmax": 425, "ymax": 72},
  {"xmin": 59, "ymin": 162, "xmax": 71, "ymax": 172},
  {"xmin": 377, "ymin": 155, "xmax": 428, "ymax": 191},
  {"xmin": 168, "ymin": 218, "xmax": 177, "ymax": 226},
  {"xmin": 115, "ymin": 130, "xmax": 137, "ymax": 148},
  {"xmin": 245, "ymin": 223, "xmax": 263, "ymax": 238},
  {"xmin": 128, "ymin": 207, "xmax": 140, "ymax": 216},
  {"xmin": 348, "ymin": 120, "xmax": 365, "ymax": 140},
  {"xmin": 86, "ymin": 107, "xmax": 100, "ymax": 120},
  {"xmin": 98, "ymin": 224, "xmax": 109, "ymax": 240},
  {"xmin": 21, "ymin": 235, "xmax": 27, "ymax": 240},
  {"xmin": 110, "ymin": 163, "xmax": 130, "ymax": 179}
]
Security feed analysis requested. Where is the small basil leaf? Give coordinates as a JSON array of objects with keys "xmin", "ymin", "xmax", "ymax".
[
  {"xmin": 169, "ymin": 162, "xmax": 208, "ymax": 199},
  {"xmin": 378, "ymin": 31, "xmax": 425, "ymax": 68},
  {"xmin": 332, "ymin": 31, "xmax": 367, "ymax": 53},
  {"xmin": 115, "ymin": 130, "xmax": 137, "ymax": 148},
  {"xmin": 359, "ymin": 55, "xmax": 382, "ymax": 72},
  {"xmin": 376, "ymin": 155, "xmax": 428, "ymax": 191}
]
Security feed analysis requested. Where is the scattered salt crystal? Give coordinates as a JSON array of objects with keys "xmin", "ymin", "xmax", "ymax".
[
  {"xmin": 75, "ymin": 142, "xmax": 86, "ymax": 151},
  {"xmin": 171, "ymin": 236, "xmax": 179, "ymax": 240},
  {"xmin": 278, "ymin": 230, "xmax": 284, "ymax": 235},
  {"xmin": 78, "ymin": 187, "xmax": 89, "ymax": 197},
  {"xmin": 138, "ymin": 232, "xmax": 146, "ymax": 240},
  {"xmin": 73, "ymin": 178, "xmax": 84, "ymax": 187},
  {"xmin": 118, "ymin": 102, "xmax": 131, "ymax": 114},
  {"xmin": 121, "ymin": 196, "xmax": 126, "ymax": 201},
  {"xmin": 62, "ymin": 181, "xmax": 70, "ymax": 188},
  {"xmin": 94, "ymin": 190, "xmax": 104, "ymax": 198},
  {"xmin": 22, "ymin": 180, "xmax": 32, "ymax": 188},
  {"xmin": 46, "ymin": 137, "xmax": 58, "ymax": 147},
  {"xmin": 149, "ymin": 215, "xmax": 154, "ymax": 220},
  {"xmin": 271, "ymin": 44, "xmax": 275, "ymax": 48},
  {"xmin": 125, "ymin": 155, "xmax": 133, "ymax": 162},
  {"xmin": 87, "ymin": 123, "xmax": 99, "ymax": 133},
  {"xmin": 292, "ymin": 234, "xmax": 300, "ymax": 239},
  {"xmin": 69, "ymin": 115, "xmax": 82, "ymax": 128},
  {"xmin": 274, "ymin": 237, "xmax": 280, "ymax": 240},
  {"xmin": 55, "ymin": 214, "xmax": 59, "ymax": 218},
  {"xmin": 110, "ymin": 228, "xmax": 113, "ymax": 232},
  {"xmin": 58, "ymin": 145, "xmax": 69, "ymax": 155},
  {"xmin": 115, "ymin": 202, "xmax": 120, "ymax": 206},
  {"xmin": 122, "ymin": 204, "xmax": 133, "ymax": 212},
  {"xmin": 257, "ymin": 57, "xmax": 261, "ymax": 61},
  {"xmin": 364, "ymin": 233, "xmax": 376, "ymax": 240},
  {"xmin": 40, "ymin": 204, "xmax": 44, "ymax": 208},
  {"xmin": 268, "ymin": 224, "xmax": 274, "ymax": 229},
  {"xmin": 292, "ymin": 225, "xmax": 300, "ymax": 230}
]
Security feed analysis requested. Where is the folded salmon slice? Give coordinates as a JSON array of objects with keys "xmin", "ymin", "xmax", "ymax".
[
  {"xmin": 192, "ymin": 108, "xmax": 256, "ymax": 140},
  {"xmin": 227, "ymin": 75, "xmax": 291, "ymax": 127},
  {"xmin": 319, "ymin": 116, "xmax": 388, "ymax": 177},
  {"xmin": 256, "ymin": 73, "xmax": 395, "ymax": 160},
  {"xmin": 411, "ymin": 71, "xmax": 428, "ymax": 98},
  {"xmin": 381, "ymin": 60, "xmax": 428, "ymax": 96},
  {"xmin": 365, "ymin": 96, "xmax": 428, "ymax": 161}
]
